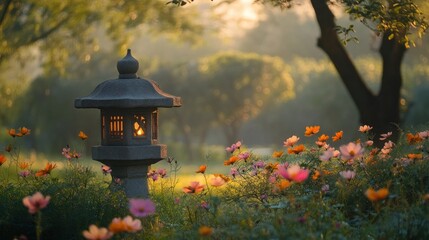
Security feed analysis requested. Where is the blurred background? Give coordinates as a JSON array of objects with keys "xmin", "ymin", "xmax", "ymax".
[{"xmin": 1, "ymin": 0, "xmax": 428, "ymax": 165}]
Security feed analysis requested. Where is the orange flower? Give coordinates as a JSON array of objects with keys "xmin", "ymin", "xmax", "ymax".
[
  {"xmin": 312, "ymin": 170, "xmax": 320, "ymax": 180},
  {"xmin": 35, "ymin": 162, "xmax": 56, "ymax": 177},
  {"xmin": 183, "ymin": 181, "xmax": 205, "ymax": 194},
  {"xmin": 265, "ymin": 162, "xmax": 279, "ymax": 172},
  {"xmin": 287, "ymin": 144, "xmax": 305, "ymax": 154},
  {"xmin": 407, "ymin": 153, "xmax": 423, "ymax": 160},
  {"xmin": 0, "ymin": 154, "xmax": 6, "ymax": 166},
  {"xmin": 272, "ymin": 151, "xmax": 284, "ymax": 158},
  {"xmin": 305, "ymin": 126, "xmax": 320, "ymax": 136},
  {"xmin": 196, "ymin": 165, "xmax": 207, "ymax": 174},
  {"xmin": 213, "ymin": 173, "xmax": 230, "ymax": 182},
  {"xmin": 19, "ymin": 127, "xmax": 30, "ymax": 136},
  {"xmin": 317, "ymin": 134, "xmax": 329, "ymax": 142},
  {"xmin": 199, "ymin": 226, "xmax": 213, "ymax": 236},
  {"xmin": 108, "ymin": 216, "xmax": 142, "ymax": 233},
  {"xmin": 19, "ymin": 161, "xmax": 30, "ymax": 170},
  {"xmin": 78, "ymin": 131, "xmax": 88, "ymax": 140},
  {"xmin": 332, "ymin": 131, "xmax": 343, "ymax": 142},
  {"xmin": 276, "ymin": 179, "xmax": 291, "ymax": 190},
  {"xmin": 8, "ymin": 128, "xmax": 17, "ymax": 137},
  {"xmin": 365, "ymin": 187, "xmax": 389, "ymax": 202},
  {"xmin": 406, "ymin": 133, "xmax": 423, "ymax": 144},
  {"xmin": 224, "ymin": 156, "xmax": 239, "ymax": 166}
]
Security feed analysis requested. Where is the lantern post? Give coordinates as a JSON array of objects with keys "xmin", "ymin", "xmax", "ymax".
[{"xmin": 75, "ymin": 49, "xmax": 181, "ymax": 197}]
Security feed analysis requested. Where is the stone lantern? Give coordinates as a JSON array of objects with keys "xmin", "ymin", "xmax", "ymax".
[{"xmin": 75, "ymin": 49, "xmax": 181, "ymax": 197}]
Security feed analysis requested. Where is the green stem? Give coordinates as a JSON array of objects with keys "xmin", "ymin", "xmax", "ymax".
[{"xmin": 36, "ymin": 211, "xmax": 42, "ymax": 240}]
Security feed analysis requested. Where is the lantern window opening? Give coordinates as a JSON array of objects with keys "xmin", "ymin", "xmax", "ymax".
[
  {"xmin": 101, "ymin": 115, "xmax": 106, "ymax": 140},
  {"xmin": 151, "ymin": 110, "xmax": 158, "ymax": 141},
  {"xmin": 133, "ymin": 115, "xmax": 146, "ymax": 138},
  {"xmin": 109, "ymin": 115, "xmax": 124, "ymax": 139}
]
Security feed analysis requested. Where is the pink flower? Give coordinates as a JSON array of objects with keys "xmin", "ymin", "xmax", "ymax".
[
  {"xmin": 210, "ymin": 176, "xmax": 227, "ymax": 187},
  {"xmin": 82, "ymin": 225, "xmax": 113, "ymax": 240},
  {"xmin": 129, "ymin": 198, "xmax": 156, "ymax": 217},
  {"xmin": 183, "ymin": 181, "xmax": 205, "ymax": 194},
  {"xmin": 238, "ymin": 152, "xmax": 250, "ymax": 160},
  {"xmin": 157, "ymin": 169, "xmax": 167, "ymax": 178},
  {"xmin": 320, "ymin": 148, "xmax": 334, "ymax": 161},
  {"xmin": 339, "ymin": 170, "xmax": 356, "ymax": 180},
  {"xmin": 277, "ymin": 164, "xmax": 309, "ymax": 183},
  {"xmin": 253, "ymin": 161, "xmax": 266, "ymax": 169},
  {"xmin": 379, "ymin": 132, "xmax": 392, "ymax": 141},
  {"xmin": 200, "ymin": 201, "xmax": 209, "ymax": 210},
  {"xmin": 226, "ymin": 141, "xmax": 242, "ymax": 153},
  {"xmin": 359, "ymin": 125, "xmax": 373, "ymax": 133},
  {"xmin": 365, "ymin": 140, "xmax": 374, "ymax": 146},
  {"xmin": 101, "ymin": 165, "xmax": 112, "ymax": 175},
  {"xmin": 284, "ymin": 135, "xmax": 300, "ymax": 147},
  {"xmin": 22, "ymin": 192, "xmax": 51, "ymax": 214},
  {"xmin": 18, "ymin": 170, "xmax": 31, "ymax": 178},
  {"xmin": 418, "ymin": 131, "xmax": 429, "ymax": 139},
  {"xmin": 339, "ymin": 142, "xmax": 364, "ymax": 163},
  {"xmin": 230, "ymin": 167, "xmax": 238, "ymax": 178}
]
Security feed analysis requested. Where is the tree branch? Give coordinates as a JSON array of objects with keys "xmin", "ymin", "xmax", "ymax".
[
  {"xmin": 28, "ymin": 16, "xmax": 71, "ymax": 44},
  {"xmin": 310, "ymin": 0, "xmax": 375, "ymax": 117},
  {"xmin": 0, "ymin": 0, "xmax": 13, "ymax": 27}
]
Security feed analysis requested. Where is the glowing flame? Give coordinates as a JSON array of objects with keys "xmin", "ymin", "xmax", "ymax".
[{"xmin": 136, "ymin": 128, "xmax": 144, "ymax": 136}]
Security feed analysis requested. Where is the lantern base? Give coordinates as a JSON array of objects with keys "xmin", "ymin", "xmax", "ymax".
[{"xmin": 110, "ymin": 164, "xmax": 150, "ymax": 198}]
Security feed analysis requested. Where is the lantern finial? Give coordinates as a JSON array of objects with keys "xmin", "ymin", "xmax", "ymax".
[{"xmin": 117, "ymin": 49, "xmax": 139, "ymax": 79}]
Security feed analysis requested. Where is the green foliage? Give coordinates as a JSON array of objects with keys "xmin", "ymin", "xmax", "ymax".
[
  {"xmin": 1, "ymin": 124, "xmax": 429, "ymax": 239},
  {"xmin": 0, "ymin": 0, "xmax": 203, "ymax": 72}
]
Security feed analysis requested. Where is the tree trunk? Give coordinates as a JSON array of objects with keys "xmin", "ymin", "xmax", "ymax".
[{"xmin": 310, "ymin": 0, "xmax": 406, "ymax": 146}]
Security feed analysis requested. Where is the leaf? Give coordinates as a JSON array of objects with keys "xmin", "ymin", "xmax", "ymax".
[{"xmin": 388, "ymin": 33, "xmax": 395, "ymax": 40}]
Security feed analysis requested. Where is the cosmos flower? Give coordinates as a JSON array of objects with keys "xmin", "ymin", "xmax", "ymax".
[
  {"xmin": 82, "ymin": 225, "xmax": 113, "ymax": 240},
  {"xmin": 406, "ymin": 133, "xmax": 423, "ymax": 145},
  {"xmin": 284, "ymin": 135, "xmax": 300, "ymax": 147},
  {"xmin": 332, "ymin": 131, "xmax": 343, "ymax": 142},
  {"xmin": 287, "ymin": 144, "xmax": 305, "ymax": 154},
  {"xmin": 226, "ymin": 141, "xmax": 241, "ymax": 153},
  {"xmin": 339, "ymin": 142, "xmax": 364, "ymax": 163},
  {"xmin": 365, "ymin": 187, "xmax": 389, "ymax": 202},
  {"xmin": 78, "ymin": 131, "xmax": 88, "ymax": 140},
  {"xmin": 305, "ymin": 126, "xmax": 320, "ymax": 136},
  {"xmin": 22, "ymin": 192, "xmax": 50, "ymax": 214},
  {"xmin": 35, "ymin": 163, "xmax": 56, "ymax": 177},
  {"xmin": 224, "ymin": 156, "xmax": 239, "ymax": 166},
  {"xmin": 272, "ymin": 151, "xmax": 284, "ymax": 158},
  {"xmin": 196, "ymin": 165, "xmax": 207, "ymax": 174},
  {"xmin": 108, "ymin": 216, "xmax": 142, "ymax": 233},
  {"xmin": 339, "ymin": 170, "xmax": 356, "ymax": 181},
  {"xmin": 129, "ymin": 198, "xmax": 156, "ymax": 217},
  {"xmin": 210, "ymin": 175, "xmax": 227, "ymax": 187},
  {"xmin": 101, "ymin": 165, "xmax": 112, "ymax": 175},
  {"xmin": 183, "ymin": 181, "xmax": 205, "ymax": 194},
  {"xmin": 0, "ymin": 154, "xmax": 6, "ymax": 166},
  {"xmin": 277, "ymin": 164, "xmax": 309, "ymax": 183},
  {"xmin": 379, "ymin": 132, "xmax": 392, "ymax": 141},
  {"xmin": 359, "ymin": 125, "xmax": 373, "ymax": 133},
  {"xmin": 199, "ymin": 226, "xmax": 213, "ymax": 236}
]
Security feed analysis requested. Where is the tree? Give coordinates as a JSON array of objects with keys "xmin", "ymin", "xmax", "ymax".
[
  {"xmin": 0, "ymin": 0, "xmax": 203, "ymax": 70},
  {"xmin": 0, "ymin": 0, "xmax": 204, "ymax": 128},
  {"xmin": 198, "ymin": 51, "xmax": 294, "ymax": 144},
  {"xmin": 174, "ymin": 0, "xmax": 428, "ymax": 145}
]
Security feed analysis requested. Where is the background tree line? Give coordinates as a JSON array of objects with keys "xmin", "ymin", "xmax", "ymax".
[{"xmin": 1, "ymin": 0, "xmax": 429, "ymax": 162}]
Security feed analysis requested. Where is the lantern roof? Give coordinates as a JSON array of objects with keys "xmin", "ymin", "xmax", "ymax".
[{"xmin": 75, "ymin": 49, "xmax": 181, "ymax": 109}]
